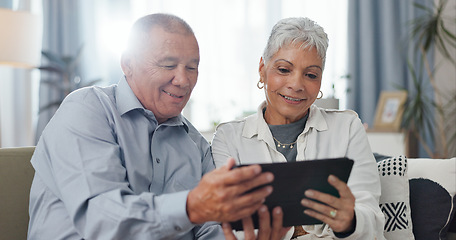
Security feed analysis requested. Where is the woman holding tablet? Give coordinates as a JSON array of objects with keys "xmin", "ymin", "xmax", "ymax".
[{"xmin": 212, "ymin": 17, "xmax": 385, "ymax": 239}]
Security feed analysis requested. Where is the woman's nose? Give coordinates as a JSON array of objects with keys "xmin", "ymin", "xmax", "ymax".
[{"xmin": 287, "ymin": 73, "xmax": 305, "ymax": 91}]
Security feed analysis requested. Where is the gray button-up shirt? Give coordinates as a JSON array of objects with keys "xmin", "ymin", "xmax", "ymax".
[{"xmin": 28, "ymin": 77, "xmax": 223, "ymax": 239}]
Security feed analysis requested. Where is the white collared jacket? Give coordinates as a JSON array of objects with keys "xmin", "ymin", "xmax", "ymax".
[{"xmin": 212, "ymin": 101, "xmax": 386, "ymax": 240}]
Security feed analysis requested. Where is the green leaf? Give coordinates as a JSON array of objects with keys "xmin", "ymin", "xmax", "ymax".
[{"xmin": 41, "ymin": 51, "xmax": 64, "ymax": 64}]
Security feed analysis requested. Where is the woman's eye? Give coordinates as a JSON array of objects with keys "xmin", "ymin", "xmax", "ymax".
[
  {"xmin": 306, "ymin": 73, "xmax": 317, "ymax": 79},
  {"xmin": 278, "ymin": 68, "xmax": 290, "ymax": 74}
]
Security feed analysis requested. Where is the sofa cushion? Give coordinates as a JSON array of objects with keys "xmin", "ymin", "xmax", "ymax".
[
  {"xmin": 0, "ymin": 147, "xmax": 36, "ymax": 240},
  {"xmin": 407, "ymin": 157, "xmax": 456, "ymax": 240},
  {"xmin": 377, "ymin": 155, "xmax": 414, "ymax": 240}
]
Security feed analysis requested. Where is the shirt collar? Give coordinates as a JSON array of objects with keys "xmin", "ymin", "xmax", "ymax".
[
  {"xmin": 242, "ymin": 101, "xmax": 328, "ymax": 139},
  {"xmin": 116, "ymin": 76, "xmax": 144, "ymax": 115},
  {"xmin": 162, "ymin": 114, "xmax": 189, "ymax": 133},
  {"xmin": 307, "ymin": 104, "xmax": 328, "ymax": 131},
  {"xmin": 116, "ymin": 76, "xmax": 189, "ymax": 132}
]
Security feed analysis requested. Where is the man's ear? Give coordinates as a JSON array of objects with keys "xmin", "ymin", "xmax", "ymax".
[{"xmin": 120, "ymin": 53, "xmax": 133, "ymax": 77}]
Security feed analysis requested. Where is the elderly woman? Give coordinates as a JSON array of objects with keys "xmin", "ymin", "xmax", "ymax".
[{"xmin": 212, "ymin": 17, "xmax": 385, "ymax": 239}]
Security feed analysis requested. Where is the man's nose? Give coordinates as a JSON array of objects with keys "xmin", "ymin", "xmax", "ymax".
[{"xmin": 172, "ymin": 66, "xmax": 191, "ymax": 88}]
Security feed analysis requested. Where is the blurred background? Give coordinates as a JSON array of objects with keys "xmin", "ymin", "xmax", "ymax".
[{"xmin": 0, "ymin": 0, "xmax": 454, "ymax": 158}]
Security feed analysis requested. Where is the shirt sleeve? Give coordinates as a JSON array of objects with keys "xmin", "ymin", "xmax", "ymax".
[
  {"xmin": 32, "ymin": 91, "xmax": 213, "ymax": 239},
  {"xmin": 192, "ymin": 139, "xmax": 225, "ymax": 239}
]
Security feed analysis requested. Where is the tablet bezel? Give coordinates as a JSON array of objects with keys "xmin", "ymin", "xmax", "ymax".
[{"xmin": 230, "ymin": 157, "xmax": 354, "ymax": 231}]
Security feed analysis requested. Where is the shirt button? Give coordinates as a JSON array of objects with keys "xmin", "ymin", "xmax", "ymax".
[
  {"xmin": 156, "ymin": 158, "xmax": 160, "ymax": 163},
  {"xmin": 174, "ymin": 226, "xmax": 181, "ymax": 231}
]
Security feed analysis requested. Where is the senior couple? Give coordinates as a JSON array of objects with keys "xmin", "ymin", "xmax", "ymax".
[{"xmin": 27, "ymin": 13, "xmax": 385, "ymax": 239}]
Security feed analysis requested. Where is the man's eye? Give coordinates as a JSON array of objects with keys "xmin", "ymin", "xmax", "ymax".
[
  {"xmin": 161, "ymin": 65, "xmax": 176, "ymax": 69},
  {"xmin": 187, "ymin": 66, "xmax": 197, "ymax": 71},
  {"xmin": 306, "ymin": 73, "xmax": 317, "ymax": 79}
]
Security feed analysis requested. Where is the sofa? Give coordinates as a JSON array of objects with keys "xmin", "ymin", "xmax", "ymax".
[{"xmin": 1, "ymin": 147, "xmax": 455, "ymax": 240}]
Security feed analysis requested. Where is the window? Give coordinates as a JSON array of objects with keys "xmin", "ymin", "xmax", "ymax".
[{"xmin": 95, "ymin": 0, "xmax": 348, "ymax": 131}]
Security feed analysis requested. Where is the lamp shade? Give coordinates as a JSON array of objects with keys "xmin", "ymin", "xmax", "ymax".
[{"xmin": 0, "ymin": 8, "xmax": 42, "ymax": 68}]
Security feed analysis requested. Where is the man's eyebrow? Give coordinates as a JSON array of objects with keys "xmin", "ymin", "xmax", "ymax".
[
  {"xmin": 157, "ymin": 57, "xmax": 178, "ymax": 63},
  {"xmin": 157, "ymin": 57, "xmax": 199, "ymax": 65},
  {"xmin": 190, "ymin": 58, "xmax": 200, "ymax": 65}
]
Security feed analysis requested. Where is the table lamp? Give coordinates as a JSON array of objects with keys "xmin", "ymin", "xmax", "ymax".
[{"xmin": 0, "ymin": 8, "xmax": 41, "ymax": 68}]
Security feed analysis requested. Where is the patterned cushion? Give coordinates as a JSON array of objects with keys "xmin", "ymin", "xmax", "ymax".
[
  {"xmin": 407, "ymin": 158, "xmax": 456, "ymax": 240},
  {"xmin": 377, "ymin": 155, "xmax": 414, "ymax": 240}
]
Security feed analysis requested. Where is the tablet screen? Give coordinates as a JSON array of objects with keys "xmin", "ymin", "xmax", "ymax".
[{"xmin": 230, "ymin": 157, "xmax": 354, "ymax": 231}]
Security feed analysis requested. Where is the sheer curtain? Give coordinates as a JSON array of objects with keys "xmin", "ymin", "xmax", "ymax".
[
  {"xmin": 346, "ymin": 0, "xmax": 432, "ymax": 127},
  {"xmin": 35, "ymin": 0, "xmax": 99, "ymax": 141},
  {"xmin": 346, "ymin": 0, "xmax": 434, "ymax": 157}
]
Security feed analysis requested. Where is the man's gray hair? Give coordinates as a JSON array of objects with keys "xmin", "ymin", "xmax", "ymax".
[
  {"xmin": 125, "ymin": 13, "xmax": 195, "ymax": 55},
  {"xmin": 262, "ymin": 17, "xmax": 329, "ymax": 68}
]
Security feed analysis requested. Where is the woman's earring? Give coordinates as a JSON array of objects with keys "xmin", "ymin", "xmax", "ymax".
[
  {"xmin": 317, "ymin": 90, "xmax": 323, "ymax": 99},
  {"xmin": 257, "ymin": 79, "xmax": 264, "ymax": 89}
]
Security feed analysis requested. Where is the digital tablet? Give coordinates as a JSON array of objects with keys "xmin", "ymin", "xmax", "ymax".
[{"xmin": 230, "ymin": 157, "xmax": 354, "ymax": 231}]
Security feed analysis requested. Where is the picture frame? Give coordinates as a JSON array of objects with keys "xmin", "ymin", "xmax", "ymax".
[{"xmin": 373, "ymin": 91, "xmax": 408, "ymax": 131}]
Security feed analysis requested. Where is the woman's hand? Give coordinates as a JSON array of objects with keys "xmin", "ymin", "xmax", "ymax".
[
  {"xmin": 222, "ymin": 205, "xmax": 291, "ymax": 240},
  {"xmin": 300, "ymin": 175, "xmax": 356, "ymax": 233}
]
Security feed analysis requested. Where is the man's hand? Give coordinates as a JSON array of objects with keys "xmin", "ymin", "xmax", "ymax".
[
  {"xmin": 222, "ymin": 205, "xmax": 291, "ymax": 240},
  {"xmin": 186, "ymin": 158, "xmax": 274, "ymax": 224}
]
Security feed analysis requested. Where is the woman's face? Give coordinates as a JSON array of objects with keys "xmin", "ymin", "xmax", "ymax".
[{"xmin": 259, "ymin": 44, "xmax": 323, "ymax": 125}]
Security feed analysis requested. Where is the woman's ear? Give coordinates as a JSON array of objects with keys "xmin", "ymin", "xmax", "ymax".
[{"xmin": 258, "ymin": 57, "xmax": 265, "ymax": 80}]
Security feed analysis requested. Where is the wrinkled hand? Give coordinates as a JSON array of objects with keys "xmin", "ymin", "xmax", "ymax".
[
  {"xmin": 300, "ymin": 175, "xmax": 356, "ymax": 233},
  {"xmin": 222, "ymin": 205, "xmax": 291, "ymax": 240},
  {"xmin": 187, "ymin": 158, "xmax": 274, "ymax": 224}
]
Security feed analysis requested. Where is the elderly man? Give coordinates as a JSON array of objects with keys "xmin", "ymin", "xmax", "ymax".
[{"xmin": 28, "ymin": 13, "xmax": 277, "ymax": 239}]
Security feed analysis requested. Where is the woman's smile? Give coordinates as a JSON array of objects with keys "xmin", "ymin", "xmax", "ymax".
[{"xmin": 278, "ymin": 92, "xmax": 305, "ymax": 102}]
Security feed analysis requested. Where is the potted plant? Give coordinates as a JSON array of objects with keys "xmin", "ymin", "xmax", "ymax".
[
  {"xmin": 38, "ymin": 45, "xmax": 102, "ymax": 113},
  {"xmin": 401, "ymin": 0, "xmax": 456, "ymax": 158}
]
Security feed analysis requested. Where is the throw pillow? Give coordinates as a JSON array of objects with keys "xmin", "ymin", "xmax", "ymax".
[
  {"xmin": 377, "ymin": 155, "xmax": 414, "ymax": 240},
  {"xmin": 407, "ymin": 157, "xmax": 456, "ymax": 240}
]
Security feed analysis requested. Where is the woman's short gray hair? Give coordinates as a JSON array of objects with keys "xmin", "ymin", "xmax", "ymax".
[{"xmin": 262, "ymin": 17, "xmax": 329, "ymax": 68}]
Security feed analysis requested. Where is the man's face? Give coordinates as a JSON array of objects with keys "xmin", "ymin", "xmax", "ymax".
[{"xmin": 122, "ymin": 27, "xmax": 200, "ymax": 123}]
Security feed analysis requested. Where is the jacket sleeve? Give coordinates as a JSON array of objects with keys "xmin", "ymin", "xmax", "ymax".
[
  {"xmin": 211, "ymin": 122, "xmax": 238, "ymax": 168},
  {"xmin": 304, "ymin": 116, "xmax": 386, "ymax": 239}
]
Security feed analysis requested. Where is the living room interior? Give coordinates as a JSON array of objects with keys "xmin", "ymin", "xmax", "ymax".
[{"xmin": 0, "ymin": 0, "xmax": 455, "ymax": 239}]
